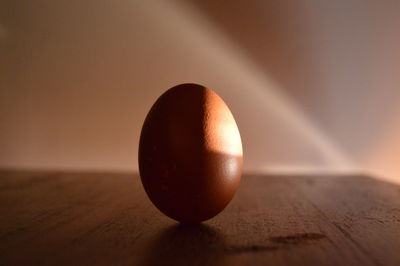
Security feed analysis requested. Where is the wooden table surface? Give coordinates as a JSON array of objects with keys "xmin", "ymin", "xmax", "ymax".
[{"xmin": 1, "ymin": 170, "xmax": 400, "ymax": 266}]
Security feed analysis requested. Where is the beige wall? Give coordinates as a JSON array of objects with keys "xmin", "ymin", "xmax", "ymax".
[{"xmin": 1, "ymin": 0, "xmax": 399, "ymax": 182}]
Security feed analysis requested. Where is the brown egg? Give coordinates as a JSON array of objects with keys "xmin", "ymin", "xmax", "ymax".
[{"xmin": 138, "ymin": 83, "xmax": 243, "ymax": 223}]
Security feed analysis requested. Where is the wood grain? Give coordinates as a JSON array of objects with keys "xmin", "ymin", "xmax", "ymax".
[{"xmin": 0, "ymin": 170, "xmax": 399, "ymax": 266}]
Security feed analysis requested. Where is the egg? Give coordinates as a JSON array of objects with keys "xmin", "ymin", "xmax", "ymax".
[{"xmin": 138, "ymin": 83, "xmax": 243, "ymax": 223}]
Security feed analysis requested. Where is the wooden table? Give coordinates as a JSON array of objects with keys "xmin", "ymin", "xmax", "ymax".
[{"xmin": 1, "ymin": 170, "xmax": 399, "ymax": 266}]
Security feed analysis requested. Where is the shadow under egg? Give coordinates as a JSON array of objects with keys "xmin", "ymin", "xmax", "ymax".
[{"xmin": 138, "ymin": 223, "xmax": 230, "ymax": 266}]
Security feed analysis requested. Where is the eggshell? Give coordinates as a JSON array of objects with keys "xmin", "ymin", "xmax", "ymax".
[{"xmin": 138, "ymin": 83, "xmax": 243, "ymax": 223}]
